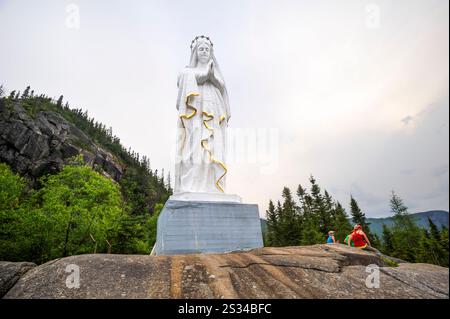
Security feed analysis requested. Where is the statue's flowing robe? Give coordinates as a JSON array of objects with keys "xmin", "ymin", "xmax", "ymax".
[{"xmin": 174, "ymin": 67, "xmax": 228, "ymax": 193}]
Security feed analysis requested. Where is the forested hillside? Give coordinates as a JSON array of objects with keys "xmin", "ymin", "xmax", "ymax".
[{"xmin": 0, "ymin": 86, "xmax": 171, "ymax": 264}]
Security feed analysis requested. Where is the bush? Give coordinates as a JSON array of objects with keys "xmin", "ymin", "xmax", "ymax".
[{"xmin": 0, "ymin": 164, "xmax": 127, "ymax": 263}]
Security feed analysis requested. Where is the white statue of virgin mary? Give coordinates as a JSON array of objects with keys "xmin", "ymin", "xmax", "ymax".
[{"xmin": 174, "ymin": 36, "xmax": 231, "ymax": 194}]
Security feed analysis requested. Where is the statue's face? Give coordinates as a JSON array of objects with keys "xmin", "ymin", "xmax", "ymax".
[{"xmin": 197, "ymin": 43, "xmax": 211, "ymax": 64}]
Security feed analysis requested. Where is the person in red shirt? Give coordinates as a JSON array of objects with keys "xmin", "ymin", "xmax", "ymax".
[{"xmin": 348, "ymin": 224, "xmax": 371, "ymax": 249}]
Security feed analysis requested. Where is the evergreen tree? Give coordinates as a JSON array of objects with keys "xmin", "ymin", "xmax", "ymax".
[
  {"xmin": 427, "ymin": 218, "xmax": 447, "ymax": 266},
  {"xmin": 300, "ymin": 214, "xmax": 323, "ymax": 245},
  {"xmin": 273, "ymin": 201, "xmax": 283, "ymax": 246},
  {"xmin": 21, "ymin": 86, "xmax": 30, "ymax": 99},
  {"xmin": 417, "ymin": 229, "xmax": 432, "ymax": 263},
  {"xmin": 56, "ymin": 95, "xmax": 64, "ymax": 108},
  {"xmin": 440, "ymin": 226, "xmax": 449, "ymax": 267},
  {"xmin": 389, "ymin": 191, "xmax": 421, "ymax": 262},
  {"xmin": 371, "ymin": 233, "xmax": 382, "ymax": 249},
  {"xmin": 349, "ymin": 196, "xmax": 375, "ymax": 244},
  {"xmin": 278, "ymin": 187, "xmax": 300, "ymax": 246},
  {"xmin": 0, "ymin": 85, "xmax": 4, "ymax": 97},
  {"xmin": 265, "ymin": 200, "xmax": 278, "ymax": 246},
  {"xmin": 309, "ymin": 176, "xmax": 328, "ymax": 233},
  {"xmin": 381, "ymin": 224, "xmax": 394, "ymax": 255},
  {"xmin": 166, "ymin": 171, "xmax": 173, "ymax": 195},
  {"xmin": 332, "ymin": 202, "xmax": 352, "ymax": 243}
]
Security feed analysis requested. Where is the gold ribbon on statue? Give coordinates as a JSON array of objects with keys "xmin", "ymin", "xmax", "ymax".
[
  {"xmin": 201, "ymin": 111, "xmax": 228, "ymax": 193},
  {"xmin": 180, "ymin": 92, "xmax": 199, "ymax": 123},
  {"xmin": 179, "ymin": 92, "xmax": 199, "ymax": 152},
  {"xmin": 179, "ymin": 92, "xmax": 228, "ymax": 193}
]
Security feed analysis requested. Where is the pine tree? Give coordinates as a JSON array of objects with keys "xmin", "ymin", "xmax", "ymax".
[
  {"xmin": 427, "ymin": 218, "xmax": 446, "ymax": 266},
  {"xmin": 279, "ymin": 187, "xmax": 300, "ymax": 246},
  {"xmin": 381, "ymin": 224, "xmax": 394, "ymax": 255},
  {"xmin": 300, "ymin": 214, "xmax": 323, "ymax": 245},
  {"xmin": 296, "ymin": 184, "xmax": 308, "ymax": 208},
  {"xmin": 332, "ymin": 202, "xmax": 352, "ymax": 243},
  {"xmin": 440, "ymin": 226, "xmax": 449, "ymax": 267},
  {"xmin": 417, "ymin": 229, "xmax": 432, "ymax": 263},
  {"xmin": 350, "ymin": 195, "xmax": 365, "ymax": 225},
  {"xmin": 166, "ymin": 171, "xmax": 173, "ymax": 195},
  {"xmin": 309, "ymin": 176, "xmax": 328, "ymax": 233},
  {"xmin": 389, "ymin": 191, "xmax": 421, "ymax": 262},
  {"xmin": 349, "ymin": 196, "xmax": 374, "ymax": 243},
  {"xmin": 21, "ymin": 86, "xmax": 30, "ymax": 99},
  {"xmin": 265, "ymin": 200, "xmax": 278, "ymax": 246},
  {"xmin": 390, "ymin": 191, "xmax": 409, "ymax": 224},
  {"xmin": 56, "ymin": 95, "xmax": 64, "ymax": 108},
  {"xmin": 372, "ymin": 233, "xmax": 382, "ymax": 249},
  {"xmin": 0, "ymin": 85, "xmax": 5, "ymax": 97},
  {"xmin": 274, "ymin": 201, "xmax": 283, "ymax": 246}
]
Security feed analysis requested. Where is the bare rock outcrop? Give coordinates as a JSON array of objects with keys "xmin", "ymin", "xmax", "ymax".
[
  {"xmin": 2, "ymin": 244, "xmax": 448, "ymax": 299},
  {"xmin": 0, "ymin": 99, "xmax": 123, "ymax": 182}
]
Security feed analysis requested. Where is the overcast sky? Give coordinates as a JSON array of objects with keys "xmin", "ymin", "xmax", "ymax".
[{"xmin": 0, "ymin": 0, "xmax": 448, "ymax": 218}]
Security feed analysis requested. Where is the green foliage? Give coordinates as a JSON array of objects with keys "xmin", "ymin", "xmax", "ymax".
[
  {"xmin": 265, "ymin": 179, "xmax": 448, "ymax": 267},
  {"xmin": 146, "ymin": 203, "xmax": 164, "ymax": 247},
  {"xmin": 264, "ymin": 200, "xmax": 278, "ymax": 246},
  {"xmin": 27, "ymin": 165, "xmax": 124, "ymax": 262},
  {"xmin": 387, "ymin": 191, "xmax": 422, "ymax": 262},
  {"xmin": 333, "ymin": 202, "xmax": 353, "ymax": 243},
  {"xmin": 265, "ymin": 176, "xmax": 353, "ymax": 247},
  {"xmin": 0, "ymin": 163, "xmax": 26, "ymax": 211},
  {"xmin": 1, "ymin": 87, "xmax": 173, "ymax": 263},
  {"xmin": 380, "ymin": 255, "xmax": 399, "ymax": 267},
  {"xmin": 376, "ymin": 191, "xmax": 448, "ymax": 266},
  {"xmin": 381, "ymin": 224, "xmax": 394, "ymax": 255},
  {"xmin": 0, "ymin": 163, "xmax": 148, "ymax": 264},
  {"xmin": 416, "ymin": 219, "xmax": 448, "ymax": 266},
  {"xmin": 350, "ymin": 196, "xmax": 375, "ymax": 243},
  {"xmin": 0, "ymin": 164, "xmax": 29, "ymax": 261}
]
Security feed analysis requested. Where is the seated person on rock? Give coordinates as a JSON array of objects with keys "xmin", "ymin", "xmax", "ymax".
[{"xmin": 326, "ymin": 231, "xmax": 336, "ymax": 244}]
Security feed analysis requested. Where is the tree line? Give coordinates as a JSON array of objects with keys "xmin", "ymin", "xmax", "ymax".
[{"xmin": 265, "ymin": 176, "xmax": 448, "ymax": 267}]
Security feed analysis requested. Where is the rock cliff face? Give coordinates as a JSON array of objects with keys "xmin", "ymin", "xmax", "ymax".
[
  {"xmin": 1, "ymin": 244, "xmax": 448, "ymax": 299},
  {"xmin": 0, "ymin": 99, "xmax": 123, "ymax": 182}
]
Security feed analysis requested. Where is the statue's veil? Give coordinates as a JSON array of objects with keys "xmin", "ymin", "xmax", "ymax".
[{"xmin": 187, "ymin": 40, "xmax": 230, "ymax": 118}]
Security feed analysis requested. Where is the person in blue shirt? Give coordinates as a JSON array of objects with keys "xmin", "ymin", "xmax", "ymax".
[{"xmin": 326, "ymin": 231, "xmax": 336, "ymax": 244}]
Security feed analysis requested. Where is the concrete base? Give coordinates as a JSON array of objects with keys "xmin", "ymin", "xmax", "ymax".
[{"xmin": 154, "ymin": 200, "xmax": 264, "ymax": 255}]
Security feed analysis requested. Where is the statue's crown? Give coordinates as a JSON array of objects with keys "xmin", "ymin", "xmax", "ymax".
[{"xmin": 190, "ymin": 35, "xmax": 213, "ymax": 50}]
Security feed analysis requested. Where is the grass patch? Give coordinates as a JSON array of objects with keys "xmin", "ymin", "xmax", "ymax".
[{"xmin": 380, "ymin": 255, "xmax": 399, "ymax": 267}]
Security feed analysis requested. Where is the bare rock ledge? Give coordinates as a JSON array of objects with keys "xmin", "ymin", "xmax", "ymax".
[{"xmin": 1, "ymin": 244, "xmax": 448, "ymax": 299}]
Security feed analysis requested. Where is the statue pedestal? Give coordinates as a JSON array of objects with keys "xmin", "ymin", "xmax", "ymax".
[{"xmin": 153, "ymin": 197, "xmax": 264, "ymax": 255}]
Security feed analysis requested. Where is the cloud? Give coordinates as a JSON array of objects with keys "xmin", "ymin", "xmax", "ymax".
[
  {"xmin": 431, "ymin": 164, "xmax": 449, "ymax": 178},
  {"xmin": 400, "ymin": 169, "xmax": 415, "ymax": 175}
]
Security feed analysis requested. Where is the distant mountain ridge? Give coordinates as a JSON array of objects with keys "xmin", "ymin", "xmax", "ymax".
[
  {"xmin": 366, "ymin": 210, "xmax": 449, "ymax": 237},
  {"xmin": 260, "ymin": 210, "xmax": 449, "ymax": 237}
]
